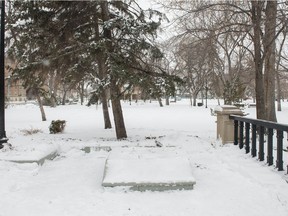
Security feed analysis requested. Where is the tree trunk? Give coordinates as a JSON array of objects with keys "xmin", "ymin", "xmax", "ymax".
[
  {"xmin": 275, "ymin": 21, "xmax": 286, "ymax": 112},
  {"xmin": 193, "ymin": 96, "xmax": 197, "ymax": 106},
  {"xmin": 80, "ymin": 94, "xmax": 84, "ymax": 105},
  {"xmin": 189, "ymin": 93, "xmax": 193, "ymax": 106},
  {"xmin": 201, "ymin": 90, "xmax": 204, "ymax": 104},
  {"xmin": 50, "ymin": 92, "xmax": 57, "ymax": 107},
  {"xmin": 251, "ymin": 1, "xmax": 266, "ymax": 120},
  {"xmin": 165, "ymin": 96, "xmax": 169, "ymax": 106},
  {"xmin": 110, "ymin": 78, "xmax": 127, "ymax": 139},
  {"xmin": 263, "ymin": 1, "xmax": 277, "ymax": 122},
  {"xmin": 97, "ymin": 56, "xmax": 112, "ymax": 129},
  {"xmin": 62, "ymin": 88, "xmax": 67, "ymax": 105},
  {"xmin": 48, "ymin": 71, "xmax": 57, "ymax": 107},
  {"xmin": 100, "ymin": 1, "xmax": 127, "ymax": 138},
  {"xmin": 101, "ymin": 89, "xmax": 112, "ymax": 129},
  {"xmin": 276, "ymin": 68, "xmax": 282, "ymax": 111},
  {"xmin": 97, "ymin": 55, "xmax": 112, "ymax": 129},
  {"xmin": 78, "ymin": 82, "xmax": 85, "ymax": 105},
  {"xmin": 94, "ymin": 11, "xmax": 112, "ymax": 129},
  {"xmin": 35, "ymin": 89, "xmax": 46, "ymax": 121},
  {"xmin": 158, "ymin": 97, "xmax": 163, "ymax": 107}
]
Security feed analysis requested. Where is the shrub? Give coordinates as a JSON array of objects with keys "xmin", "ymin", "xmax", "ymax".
[{"xmin": 49, "ymin": 120, "xmax": 66, "ymax": 134}]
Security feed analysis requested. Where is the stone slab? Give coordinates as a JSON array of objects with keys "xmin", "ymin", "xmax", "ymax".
[
  {"xmin": 0, "ymin": 148, "xmax": 58, "ymax": 165},
  {"xmin": 102, "ymin": 157, "xmax": 196, "ymax": 191}
]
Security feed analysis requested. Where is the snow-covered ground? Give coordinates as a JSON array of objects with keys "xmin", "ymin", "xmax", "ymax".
[{"xmin": 1, "ymin": 99, "xmax": 288, "ymax": 216}]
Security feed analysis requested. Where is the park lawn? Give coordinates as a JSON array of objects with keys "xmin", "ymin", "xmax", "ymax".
[{"xmin": 0, "ymin": 99, "xmax": 288, "ymax": 216}]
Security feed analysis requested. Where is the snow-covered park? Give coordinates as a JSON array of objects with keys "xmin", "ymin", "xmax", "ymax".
[{"xmin": 1, "ymin": 99, "xmax": 288, "ymax": 216}]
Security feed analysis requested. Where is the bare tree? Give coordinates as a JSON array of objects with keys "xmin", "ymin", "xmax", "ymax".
[
  {"xmin": 263, "ymin": 1, "xmax": 277, "ymax": 122},
  {"xmin": 176, "ymin": 39, "xmax": 213, "ymax": 106},
  {"xmin": 160, "ymin": 0, "xmax": 286, "ymax": 121}
]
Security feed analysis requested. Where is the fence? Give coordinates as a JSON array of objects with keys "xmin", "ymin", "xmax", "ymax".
[{"xmin": 229, "ymin": 114, "xmax": 288, "ymax": 173}]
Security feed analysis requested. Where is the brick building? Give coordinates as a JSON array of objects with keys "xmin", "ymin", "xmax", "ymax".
[{"xmin": 4, "ymin": 59, "xmax": 27, "ymax": 102}]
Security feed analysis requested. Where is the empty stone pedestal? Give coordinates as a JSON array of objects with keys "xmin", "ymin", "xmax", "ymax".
[{"xmin": 215, "ymin": 105, "xmax": 244, "ymax": 144}]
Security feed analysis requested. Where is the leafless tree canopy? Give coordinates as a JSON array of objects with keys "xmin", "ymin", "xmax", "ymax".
[{"xmin": 159, "ymin": 0, "xmax": 288, "ymax": 121}]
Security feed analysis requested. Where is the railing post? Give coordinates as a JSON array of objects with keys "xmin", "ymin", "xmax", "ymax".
[
  {"xmin": 267, "ymin": 128, "xmax": 273, "ymax": 166},
  {"xmin": 234, "ymin": 120, "xmax": 238, "ymax": 145},
  {"xmin": 239, "ymin": 121, "xmax": 244, "ymax": 149},
  {"xmin": 258, "ymin": 126, "xmax": 265, "ymax": 161},
  {"xmin": 245, "ymin": 122, "xmax": 250, "ymax": 153},
  {"xmin": 276, "ymin": 130, "xmax": 284, "ymax": 171},
  {"xmin": 251, "ymin": 124, "xmax": 257, "ymax": 157}
]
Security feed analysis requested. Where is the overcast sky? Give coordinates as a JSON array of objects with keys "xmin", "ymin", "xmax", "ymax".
[{"xmin": 136, "ymin": 0, "xmax": 154, "ymax": 10}]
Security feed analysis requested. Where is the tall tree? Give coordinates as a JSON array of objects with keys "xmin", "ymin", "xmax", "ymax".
[
  {"xmin": 8, "ymin": 0, "xmax": 174, "ymax": 139},
  {"xmin": 263, "ymin": 1, "xmax": 277, "ymax": 122},
  {"xmin": 93, "ymin": 14, "xmax": 112, "ymax": 129},
  {"xmin": 177, "ymin": 39, "xmax": 212, "ymax": 106},
  {"xmin": 97, "ymin": 1, "xmax": 170, "ymax": 138},
  {"xmin": 160, "ymin": 0, "xmax": 285, "ymax": 121},
  {"xmin": 99, "ymin": 1, "xmax": 126, "ymax": 138}
]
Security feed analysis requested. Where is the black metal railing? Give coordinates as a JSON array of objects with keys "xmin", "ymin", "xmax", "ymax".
[{"xmin": 230, "ymin": 115, "xmax": 288, "ymax": 173}]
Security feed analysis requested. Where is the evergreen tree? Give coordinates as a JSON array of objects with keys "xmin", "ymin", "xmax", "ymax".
[{"xmin": 7, "ymin": 0, "xmax": 179, "ymax": 139}]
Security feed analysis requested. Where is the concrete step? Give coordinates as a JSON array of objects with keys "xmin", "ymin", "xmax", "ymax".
[{"xmin": 102, "ymin": 156, "xmax": 196, "ymax": 191}]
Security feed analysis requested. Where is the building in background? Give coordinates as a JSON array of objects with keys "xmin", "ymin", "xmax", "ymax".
[{"xmin": 4, "ymin": 59, "xmax": 27, "ymax": 102}]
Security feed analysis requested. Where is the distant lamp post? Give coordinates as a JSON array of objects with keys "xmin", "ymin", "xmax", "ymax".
[{"xmin": 0, "ymin": 0, "xmax": 8, "ymax": 149}]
